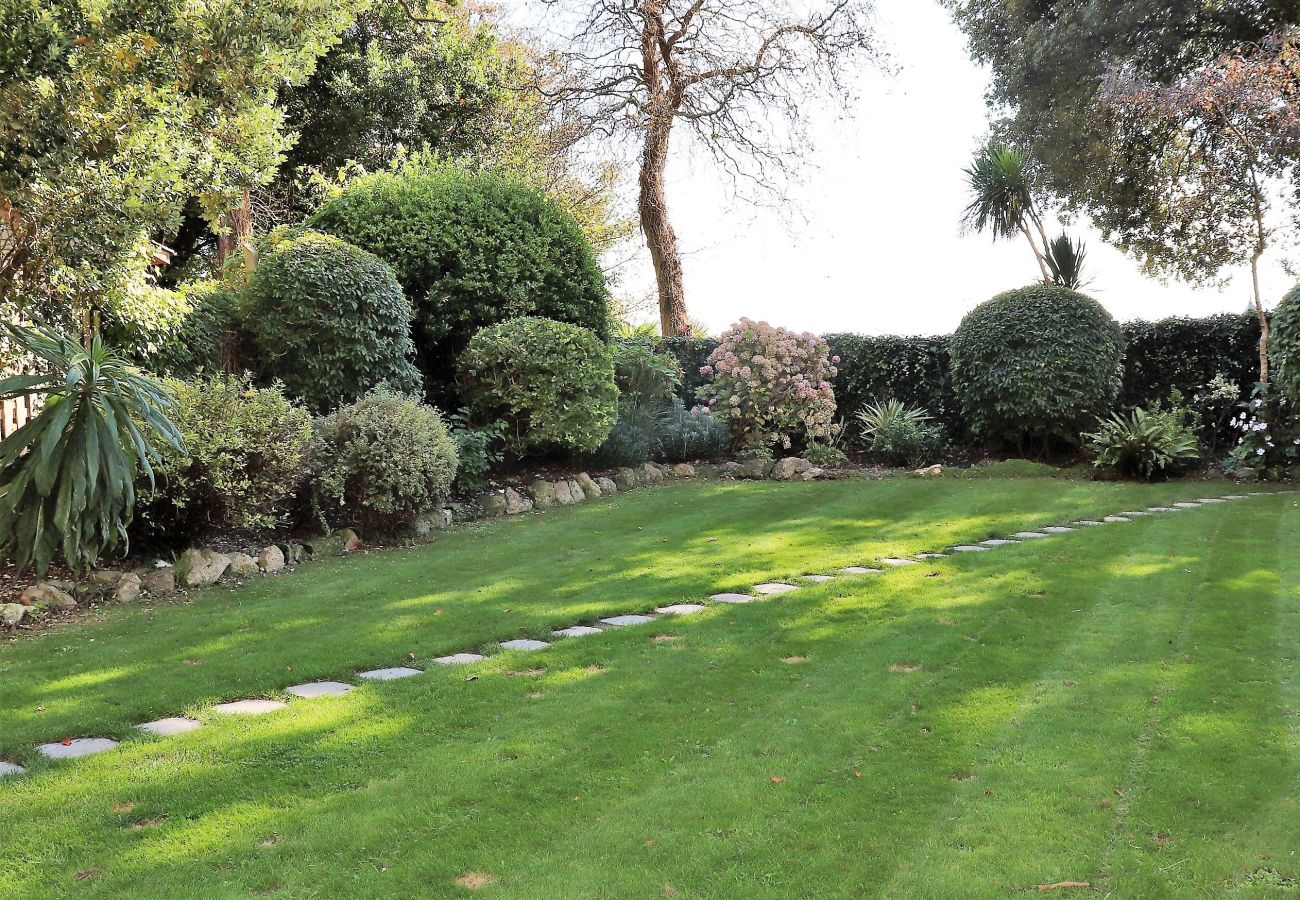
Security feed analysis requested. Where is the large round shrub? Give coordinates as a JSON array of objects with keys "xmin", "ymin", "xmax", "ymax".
[
  {"xmin": 311, "ymin": 390, "xmax": 459, "ymax": 532},
  {"xmin": 241, "ymin": 231, "xmax": 420, "ymax": 413},
  {"xmin": 1272, "ymin": 284, "xmax": 1300, "ymax": 401},
  {"xmin": 133, "ymin": 376, "xmax": 314, "ymax": 547},
  {"xmin": 950, "ymin": 285, "xmax": 1124, "ymax": 448},
  {"xmin": 308, "ymin": 170, "xmax": 609, "ymax": 402},
  {"xmin": 458, "ymin": 317, "xmax": 617, "ymax": 456}
]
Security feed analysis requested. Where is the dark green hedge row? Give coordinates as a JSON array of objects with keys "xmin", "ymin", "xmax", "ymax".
[{"xmin": 644, "ymin": 312, "xmax": 1261, "ymax": 437}]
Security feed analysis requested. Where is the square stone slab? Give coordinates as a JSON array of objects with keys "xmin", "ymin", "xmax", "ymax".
[
  {"xmin": 881, "ymin": 558, "xmax": 917, "ymax": 567},
  {"xmin": 499, "ymin": 639, "xmax": 549, "ymax": 651},
  {"xmin": 1223, "ymin": 495, "xmax": 1250, "ymax": 500},
  {"xmin": 1013, "ymin": 532, "xmax": 1049, "ymax": 539},
  {"xmin": 1197, "ymin": 498, "xmax": 1226, "ymax": 503},
  {"xmin": 710, "ymin": 592, "xmax": 754, "ymax": 604},
  {"xmin": 1173, "ymin": 502, "xmax": 1201, "ymax": 509},
  {"xmin": 1103, "ymin": 516, "xmax": 1131, "ymax": 523},
  {"xmin": 214, "ymin": 699, "xmax": 287, "ymax": 716},
  {"xmin": 37, "ymin": 737, "xmax": 119, "ymax": 759},
  {"xmin": 434, "ymin": 653, "xmax": 487, "ymax": 665},
  {"xmin": 1074, "ymin": 520, "xmax": 1105, "ymax": 526},
  {"xmin": 1118, "ymin": 512, "xmax": 1150, "ymax": 517},
  {"xmin": 0, "ymin": 761, "xmax": 27, "ymax": 777},
  {"xmin": 754, "ymin": 582, "xmax": 799, "ymax": 595},
  {"xmin": 1043, "ymin": 526, "xmax": 1075, "ymax": 534},
  {"xmin": 286, "ymin": 681, "xmax": 353, "ymax": 699},
  {"xmin": 840, "ymin": 566, "xmax": 883, "ymax": 574},
  {"xmin": 951, "ymin": 545, "xmax": 988, "ymax": 552},
  {"xmin": 600, "ymin": 614, "xmax": 656, "ymax": 626},
  {"xmin": 358, "ymin": 666, "xmax": 423, "ymax": 681},
  {"xmin": 1147, "ymin": 506, "xmax": 1176, "ymax": 512},
  {"xmin": 916, "ymin": 553, "xmax": 948, "ymax": 559},
  {"xmin": 981, "ymin": 539, "xmax": 1019, "ymax": 546},
  {"xmin": 656, "ymin": 603, "xmax": 706, "ymax": 615},
  {"xmin": 553, "ymin": 625, "xmax": 603, "ymax": 638},
  {"xmin": 801, "ymin": 574, "xmax": 835, "ymax": 582},
  {"xmin": 137, "ymin": 716, "xmax": 203, "ymax": 737}
]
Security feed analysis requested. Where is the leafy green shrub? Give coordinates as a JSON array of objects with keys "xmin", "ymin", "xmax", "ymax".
[
  {"xmin": 857, "ymin": 400, "xmax": 944, "ymax": 467},
  {"xmin": 826, "ymin": 334, "xmax": 959, "ymax": 437},
  {"xmin": 449, "ymin": 410, "xmax": 506, "ymax": 494},
  {"xmin": 950, "ymin": 285, "xmax": 1124, "ymax": 448},
  {"xmin": 241, "ymin": 231, "xmax": 420, "ymax": 413},
  {"xmin": 1119, "ymin": 313, "xmax": 1256, "ymax": 411},
  {"xmin": 1085, "ymin": 408, "xmax": 1200, "ymax": 481},
  {"xmin": 309, "ymin": 170, "xmax": 609, "ymax": 403},
  {"xmin": 1272, "ymin": 284, "xmax": 1300, "ymax": 402},
  {"xmin": 614, "ymin": 340, "xmax": 682, "ymax": 403},
  {"xmin": 311, "ymin": 390, "xmax": 459, "ymax": 531},
  {"xmin": 656, "ymin": 400, "xmax": 730, "ymax": 462},
  {"xmin": 458, "ymin": 317, "xmax": 617, "ymax": 456},
  {"xmin": 0, "ymin": 326, "xmax": 181, "ymax": 575},
  {"xmin": 133, "ymin": 376, "xmax": 314, "ymax": 546},
  {"xmin": 804, "ymin": 441, "xmax": 849, "ymax": 468},
  {"xmin": 151, "ymin": 281, "xmax": 241, "ymax": 377},
  {"xmin": 589, "ymin": 416, "xmax": 655, "ymax": 467},
  {"xmin": 1224, "ymin": 385, "xmax": 1300, "ymax": 480}
]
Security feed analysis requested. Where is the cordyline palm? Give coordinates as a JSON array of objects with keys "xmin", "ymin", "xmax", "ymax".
[
  {"xmin": 962, "ymin": 143, "xmax": 1053, "ymax": 282},
  {"xmin": 0, "ymin": 324, "xmax": 181, "ymax": 575}
]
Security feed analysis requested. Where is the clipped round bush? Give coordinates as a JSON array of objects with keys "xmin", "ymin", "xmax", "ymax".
[
  {"xmin": 311, "ymin": 390, "xmax": 459, "ymax": 532},
  {"xmin": 308, "ymin": 170, "xmax": 609, "ymax": 402},
  {"xmin": 133, "ymin": 376, "xmax": 314, "ymax": 547},
  {"xmin": 950, "ymin": 285, "xmax": 1123, "ymax": 448},
  {"xmin": 458, "ymin": 317, "xmax": 617, "ymax": 456},
  {"xmin": 241, "ymin": 231, "xmax": 420, "ymax": 413},
  {"xmin": 1272, "ymin": 284, "xmax": 1300, "ymax": 401}
]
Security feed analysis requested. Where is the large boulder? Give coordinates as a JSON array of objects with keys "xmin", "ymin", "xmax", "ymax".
[
  {"xmin": 574, "ymin": 472, "xmax": 602, "ymax": 499},
  {"xmin": 1, "ymin": 603, "xmax": 26, "ymax": 627},
  {"xmin": 529, "ymin": 479, "xmax": 559, "ymax": 510},
  {"xmin": 88, "ymin": 569, "xmax": 124, "ymax": 587},
  {"xmin": 113, "ymin": 573, "xmax": 142, "ymax": 603},
  {"xmin": 481, "ymin": 492, "xmax": 508, "ymax": 517},
  {"xmin": 227, "ymin": 552, "xmax": 260, "ymax": 577},
  {"xmin": 19, "ymin": 583, "xmax": 76, "ymax": 609},
  {"xmin": 735, "ymin": 458, "xmax": 775, "ymax": 480},
  {"xmin": 257, "ymin": 546, "xmax": 285, "ymax": 574},
  {"xmin": 640, "ymin": 463, "xmax": 665, "ymax": 484},
  {"xmin": 175, "ymin": 548, "xmax": 231, "ymax": 588},
  {"xmin": 567, "ymin": 479, "xmax": 586, "ymax": 503},
  {"xmin": 554, "ymin": 480, "xmax": 576, "ymax": 506},
  {"xmin": 696, "ymin": 463, "xmax": 723, "ymax": 479},
  {"xmin": 595, "ymin": 476, "xmax": 618, "ymax": 496},
  {"xmin": 504, "ymin": 488, "xmax": 533, "ymax": 515},
  {"xmin": 772, "ymin": 457, "xmax": 813, "ymax": 481},
  {"xmin": 613, "ymin": 468, "xmax": 639, "ymax": 492},
  {"xmin": 278, "ymin": 542, "xmax": 308, "ymax": 566},
  {"xmin": 670, "ymin": 463, "xmax": 696, "ymax": 478},
  {"xmin": 141, "ymin": 566, "xmax": 176, "ymax": 595}
]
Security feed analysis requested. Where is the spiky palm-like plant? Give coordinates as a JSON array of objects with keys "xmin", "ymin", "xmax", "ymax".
[
  {"xmin": 1045, "ymin": 232, "xmax": 1090, "ymax": 290},
  {"xmin": 961, "ymin": 143, "xmax": 1051, "ymax": 282},
  {"xmin": 0, "ymin": 324, "xmax": 182, "ymax": 575}
]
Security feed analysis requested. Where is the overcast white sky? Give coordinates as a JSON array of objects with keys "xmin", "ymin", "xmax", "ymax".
[{"xmin": 519, "ymin": 0, "xmax": 1290, "ymax": 336}]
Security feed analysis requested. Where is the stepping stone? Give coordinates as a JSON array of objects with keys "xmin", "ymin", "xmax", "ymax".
[
  {"xmin": 213, "ymin": 699, "xmax": 287, "ymax": 716},
  {"xmin": 656, "ymin": 603, "xmax": 706, "ymax": 615},
  {"xmin": 499, "ymin": 639, "xmax": 549, "ymax": 652},
  {"xmin": 1223, "ymin": 495, "xmax": 1250, "ymax": 500},
  {"xmin": 137, "ymin": 716, "xmax": 203, "ymax": 737},
  {"xmin": 1073, "ymin": 520, "xmax": 1105, "ymax": 526},
  {"xmin": 434, "ymin": 653, "xmax": 487, "ymax": 665},
  {"xmin": 753, "ymin": 582, "xmax": 799, "ymax": 595},
  {"xmin": 1118, "ymin": 512, "xmax": 1150, "ymax": 517},
  {"xmin": 840, "ymin": 566, "xmax": 883, "ymax": 575},
  {"xmin": 1013, "ymin": 532, "xmax": 1049, "ymax": 539},
  {"xmin": 916, "ymin": 553, "xmax": 948, "ymax": 559},
  {"xmin": 1043, "ymin": 526, "xmax": 1075, "ymax": 533},
  {"xmin": 600, "ymin": 614, "xmax": 656, "ymax": 626},
  {"xmin": 881, "ymin": 558, "xmax": 917, "ymax": 567},
  {"xmin": 286, "ymin": 681, "xmax": 353, "ymax": 699},
  {"xmin": 358, "ymin": 666, "xmax": 423, "ymax": 681},
  {"xmin": 981, "ymin": 539, "xmax": 1019, "ymax": 546},
  {"xmin": 37, "ymin": 738, "xmax": 119, "ymax": 760},
  {"xmin": 951, "ymin": 545, "xmax": 988, "ymax": 552},
  {"xmin": 1173, "ymin": 502, "xmax": 1201, "ymax": 509},
  {"xmin": 1103, "ymin": 516, "xmax": 1131, "ymax": 523},
  {"xmin": 553, "ymin": 625, "xmax": 603, "ymax": 638},
  {"xmin": 710, "ymin": 593, "xmax": 754, "ymax": 604},
  {"xmin": 1147, "ymin": 506, "xmax": 1176, "ymax": 512},
  {"xmin": 801, "ymin": 574, "xmax": 835, "ymax": 583},
  {"xmin": 1197, "ymin": 498, "xmax": 1226, "ymax": 503},
  {"xmin": 0, "ymin": 761, "xmax": 26, "ymax": 777}
]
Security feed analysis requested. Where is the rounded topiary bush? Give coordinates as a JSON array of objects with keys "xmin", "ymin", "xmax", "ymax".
[
  {"xmin": 308, "ymin": 170, "xmax": 609, "ymax": 402},
  {"xmin": 311, "ymin": 390, "xmax": 459, "ymax": 532},
  {"xmin": 241, "ymin": 231, "xmax": 420, "ymax": 413},
  {"xmin": 1272, "ymin": 284, "xmax": 1300, "ymax": 401},
  {"xmin": 950, "ymin": 285, "xmax": 1124, "ymax": 448},
  {"xmin": 458, "ymin": 317, "xmax": 617, "ymax": 456}
]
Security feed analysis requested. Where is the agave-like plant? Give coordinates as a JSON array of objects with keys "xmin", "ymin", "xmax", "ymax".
[
  {"xmin": 0, "ymin": 324, "xmax": 182, "ymax": 575},
  {"xmin": 1085, "ymin": 408, "xmax": 1200, "ymax": 481},
  {"xmin": 856, "ymin": 399, "xmax": 931, "ymax": 439},
  {"xmin": 1045, "ymin": 232, "xmax": 1090, "ymax": 290}
]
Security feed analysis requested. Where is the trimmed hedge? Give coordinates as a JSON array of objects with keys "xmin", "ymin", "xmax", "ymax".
[
  {"xmin": 825, "ymin": 334, "xmax": 958, "ymax": 437},
  {"xmin": 1119, "ymin": 313, "xmax": 1260, "ymax": 409}
]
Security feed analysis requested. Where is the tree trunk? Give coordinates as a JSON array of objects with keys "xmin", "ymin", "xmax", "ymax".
[
  {"xmin": 215, "ymin": 191, "xmax": 256, "ymax": 278},
  {"xmin": 1018, "ymin": 223, "xmax": 1051, "ymax": 284},
  {"xmin": 1251, "ymin": 248, "xmax": 1270, "ymax": 384},
  {"xmin": 639, "ymin": 119, "xmax": 690, "ymax": 337}
]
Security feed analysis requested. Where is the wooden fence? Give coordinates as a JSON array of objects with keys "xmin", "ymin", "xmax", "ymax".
[{"xmin": 1, "ymin": 393, "xmax": 37, "ymax": 440}]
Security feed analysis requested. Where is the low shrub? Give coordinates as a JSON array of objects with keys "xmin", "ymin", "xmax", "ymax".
[
  {"xmin": 956, "ymin": 459, "xmax": 1081, "ymax": 479},
  {"xmin": 241, "ymin": 231, "xmax": 421, "ymax": 413},
  {"xmin": 588, "ymin": 416, "xmax": 655, "ymax": 467},
  {"xmin": 1272, "ymin": 285, "xmax": 1300, "ymax": 402},
  {"xmin": 133, "ymin": 376, "xmax": 314, "ymax": 546},
  {"xmin": 857, "ymin": 400, "xmax": 944, "ymax": 468},
  {"xmin": 449, "ymin": 411, "xmax": 506, "ymax": 495},
  {"xmin": 1224, "ymin": 385, "xmax": 1300, "ymax": 480},
  {"xmin": 614, "ymin": 340, "xmax": 682, "ymax": 403},
  {"xmin": 804, "ymin": 441, "xmax": 849, "ymax": 468},
  {"xmin": 311, "ymin": 390, "xmax": 459, "ymax": 531},
  {"xmin": 826, "ymin": 334, "xmax": 958, "ymax": 436},
  {"xmin": 1120, "ymin": 313, "xmax": 1258, "ymax": 410},
  {"xmin": 699, "ymin": 318, "xmax": 838, "ymax": 452},
  {"xmin": 150, "ymin": 281, "xmax": 242, "ymax": 378},
  {"xmin": 655, "ymin": 400, "xmax": 730, "ymax": 463},
  {"xmin": 458, "ymin": 317, "xmax": 617, "ymax": 456},
  {"xmin": 1085, "ymin": 408, "xmax": 1200, "ymax": 481},
  {"xmin": 950, "ymin": 285, "xmax": 1124, "ymax": 449}
]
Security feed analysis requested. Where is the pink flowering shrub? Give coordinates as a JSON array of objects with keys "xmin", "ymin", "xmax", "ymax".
[{"xmin": 699, "ymin": 318, "xmax": 839, "ymax": 450}]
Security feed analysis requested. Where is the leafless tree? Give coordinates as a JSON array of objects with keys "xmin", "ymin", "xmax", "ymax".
[{"xmin": 535, "ymin": 0, "xmax": 879, "ymax": 335}]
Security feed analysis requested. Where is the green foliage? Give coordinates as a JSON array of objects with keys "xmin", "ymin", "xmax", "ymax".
[
  {"xmin": 956, "ymin": 459, "xmax": 1080, "ymax": 479},
  {"xmin": 1086, "ymin": 408, "xmax": 1200, "ymax": 481},
  {"xmin": 309, "ymin": 170, "xmax": 609, "ymax": 404},
  {"xmin": 311, "ymin": 390, "xmax": 459, "ymax": 532},
  {"xmin": 1272, "ymin": 284, "xmax": 1300, "ymax": 402},
  {"xmin": 449, "ymin": 410, "xmax": 506, "ymax": 495},
  {"xmin": 961, "ymin": 144, "xmax": 1038, "ymax": 242},
  {"xmin": 242, "ymin": 231, "xmax": 420, "ymax": 413},
  {"xmin": 133, "ymin": 376, "xmax": 312, "ymax": 546},
  {"xmin": 589, "ymin": 415, "xmax": 655, "ymax": 467},
  {"xmin": 458, "ymin": 317, "xmax": 617, "ymax": 456},
  {"xmin": 825, "ymin": 334, "xmax": 959, "ymax": 436},
  {"xmin": 1045, "ymin": 233, "xmax": 1089, "ymax": 289},
  {"xmin": 804, "ymin": 441, "xmax": 849, "ymax": 468},
  {"xmin": 950, "ymin": 285, "xmax": 1124, "ymax": 448},
  {"xmin": 1120, "ymin": 314, "xmax": 1258, "ymax": 411},
  {"xmin": 0, "ymin": 325, "xmax": 181, "ymax": 575},
  {"xmin": 1224, "ymin": 385, "xmax": 1300, "ymax": 481},
  {"xmin": 655, "ymin": 400, "xmax": 730, "ymax": 463},
  {"xmin": 613, "ymin": 340, "xmax": 682, "ymax": 403},
  {"xmin": 857, "ymin": 400, "xmax": 945, "ymax": 468},
  {"xmin": 652, "ymin": 337, "xmax": 721, "ymax": 404},
  {"xmin": 122, "ymin": 281, "xmax": 242, "ymax": 378}
]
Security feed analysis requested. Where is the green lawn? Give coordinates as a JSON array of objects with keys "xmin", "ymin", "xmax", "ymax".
[{"xmin": 1, "ymin": 477, "xmax": 1298, "ymax": 898}]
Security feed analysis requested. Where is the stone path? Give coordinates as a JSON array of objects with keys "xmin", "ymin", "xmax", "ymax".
[{"xmin": 1, "ymin": 490, "xmax": 1287, "ymax": 779}]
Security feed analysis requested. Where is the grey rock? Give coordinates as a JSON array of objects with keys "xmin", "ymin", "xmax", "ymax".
[
  {"xmin": 500, "ymin": 639, "xmax": 549, "ymax": 651},
  {"xmin": 358, "ymin": 666, "xmax": 422, "ymax": 681},
  {"xmin": 950, "ymin": 546, "xmax": 988, "ymax": 553},
  {"xmin": 279, "ymin": 542, "xmax": 308, "ymax": 565},
  {"xmin": 575, "ymin": 472, "xmax": 602, "ymax": 498},
  {"xmin": 434, "ymin": 652, "xmax": 486, "ymax": 665},
  {"xmin": 736, "ymin": 458, "xmax": 775, "ymax": 480},
  {"xmin": 286, "ymin": 681, "xmax": 353, "ymax": 699},
  {"xmin": 567, "ymin": 479, "xmax": 586, "ymax": 503},
  {"xmin": 1013, "ymin": 532, "xmax": 1050, "ymax": 539},
  {"xmin": 800, "ymin": 467, "xmax": 826, "ymax": 481},
  {"xmin": 613, "ymin": 468, "xmax": 639, "ymax": 492},
  {"xmin": 695, "ymin": 463, "xmax": 722, "ymax": 479},
  {"xmin": 141, "ymin": 567, "xmax": 175, "ymax": 594},
  {"xmin": 709, "ymin": 593, "xmax": 754, "ymax": 604},
  {"xmin": 20, "ymin": 583, "xmax": 76, "ymax": 610},
  {"xmin": 88, "ymin": 569, "xmax": 124, "ymax": 587},
  {"xmin": 175, "ymin": 548, "xmax": 231, "ymax": 587},
  {"xmin": 257, "ymin": 545, "xmax": 285, "ymax": 574},
  {"xmin": 0, "ymin": 761, "xmax": 27, "ymax": 777},
  {"xmin": 1, "ymin": 603, "xmax": 26, "ymax": 627},
  {"xmin": 504, "ymin": 488, "xmax": 534, "ymax": 515},
  {"xmin": 113, "ymin": 573, "xmax": 142, "ymax": 604},
  {"xmin": 801, "ymin": 574, "xmax": 835, "ymax": 583},
  {"xmin": 670, "ymin": 463, "xmax": 696, "ymax": 478},
  {"xmin": 227, "ymin": 553, "xmax": 260, "ymax": 577},
  {"xmin": 881, "ymin": 558, "xmax": 918, "ymax": 567},
  {"xmin": 530, "ymin": 479, "xmax": 559, "ymax": 510},
  {"xmin": 481, "ymin": 492, "xmax": 508, "ymax": 517},
  {"xmin": 772, "ymin": 457, "xmax": 813, "ymax": 481},
  {"xmin": 840, "ymin": 566, "xmax": 883, "ymax": 574},
  {"xmin": 656, "ymin": 603, "xmax": 706, "ymax": 615},
  {"xmin": 554, "ymin": 480, "xmax": 576, "ymax": 505},
  {"xmin": 600, "ymin": 614, "xmax": 656, "ymax": 627},
  {"xmin": 595, "ymin": 476, "xmax": 618, "ymax": 496},
  {"xmin": 641, "ymin": 463, "xmax": 665, "ymax": 484},
  {"xmin": 553, "ymin": 625, "xmax": 603, "ymax": 638},
  {"xmin": 753, "ymin": 582, "xmax": 799, "ymax": 595},
  {"xmin": 981, "ymin": 539, "xmax": 1019, "ymax": 546}
]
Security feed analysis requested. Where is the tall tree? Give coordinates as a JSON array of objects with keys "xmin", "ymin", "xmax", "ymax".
[
  {"xmin": 1101, "ymin": 29, "xmax": 1300, "ymax": 382},
  {"xmin": 537, "ymin": 0, "xmax": 879, "ymax": 336},
  {"xmin": 961, "ymin": 144, "xmax": 1051, "ymax": 282}
]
